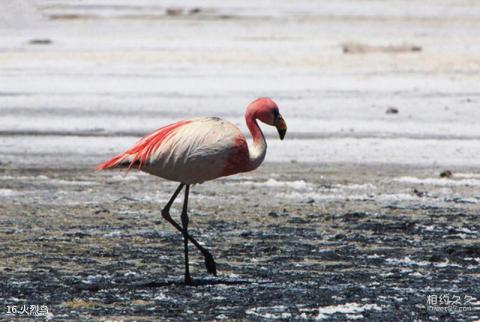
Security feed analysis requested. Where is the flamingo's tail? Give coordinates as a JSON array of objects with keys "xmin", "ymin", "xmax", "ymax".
[
  {"xmin": 96, "ymin": 120, "xmax": 191, "ymax": 172},
  {"xmin": 95, "ymin": 153, "xmax": 131, "ymax": 171}
]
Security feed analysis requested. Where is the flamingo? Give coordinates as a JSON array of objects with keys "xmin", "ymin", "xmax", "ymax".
[{"xmin": 96, "ymin": 98, "xmax": 287, "ymax": 285}]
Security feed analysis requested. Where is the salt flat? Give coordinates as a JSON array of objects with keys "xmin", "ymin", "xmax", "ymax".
[{"xmin": 1, "ymin": 0, "xmax": 480, "ymax": 167}]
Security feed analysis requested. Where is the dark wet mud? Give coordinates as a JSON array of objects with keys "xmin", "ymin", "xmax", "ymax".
[{"xmin": 1, "ymin": 163, "xmax": 479, "ymax": 321}]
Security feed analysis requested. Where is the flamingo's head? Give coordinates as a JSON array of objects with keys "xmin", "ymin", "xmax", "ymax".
[{"xmin": 246, "ymin": 98, "xmax": 287, "ymax": 140}]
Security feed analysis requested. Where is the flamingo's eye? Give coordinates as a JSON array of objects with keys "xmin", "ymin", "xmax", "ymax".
[{"xmin": 273, "ymin": 109, "xmax": 280, "ymax": 120}]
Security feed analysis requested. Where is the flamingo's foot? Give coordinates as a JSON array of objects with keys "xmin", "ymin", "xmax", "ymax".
[
  {"xmin": 184, "ymin": 274, "xmax": 193, "ymax": 286},
  {"xmin": 204, "ymin": 253, "xmax": 217, "ymax": 276}
]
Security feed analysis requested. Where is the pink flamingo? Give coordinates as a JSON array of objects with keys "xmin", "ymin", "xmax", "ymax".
[{"xmin": 97, "ymin": 98, "xmax": 287, "ymax": 284}]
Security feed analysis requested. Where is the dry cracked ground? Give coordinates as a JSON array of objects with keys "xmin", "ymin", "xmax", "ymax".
[{"xmin": 0, "ymin": 163, "xmax": 479, "ymax": 321}]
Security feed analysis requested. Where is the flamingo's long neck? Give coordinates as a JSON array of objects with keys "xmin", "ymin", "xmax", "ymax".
[{"xmin": 245, "ymin": 114, "xmax": 267, "ymax": 171}]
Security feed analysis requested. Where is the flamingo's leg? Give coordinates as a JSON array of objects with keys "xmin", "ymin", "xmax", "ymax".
[
  {"xmin": 161, "ymin": 184, "xmax": 217, "ymax": 276},
  {"xmin": 162, "ymin": 183, "xmax": 185, "ymax": 211},
  {"xmin": 181, "ymin": 185, "xmax": 192, "ymax": 285}
]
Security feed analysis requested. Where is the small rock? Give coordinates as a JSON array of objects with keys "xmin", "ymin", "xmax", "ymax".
[
  {"xmin": 74, "ymin": 232, "xmax": 90, "ymax": 238},
  {"xmin": 29, "ymin": 39, "xmax": 52, "ymax": 45},
  {"xmin": 307, "ymin": 199, "xmax": 315, "ymax": 204},
  {"xmin": 342, "ymin": 42, "xmax": 421, "ymax": 54},
  {"xmin": 413, "ymin": 189, "xmax": 427, "ymax": 197},
  {"xmin": 288, "ymin": 217, "xmax": 309, "ymax": 224},
  {"xmin": 268, "ymin": 211, "xmax": 278, "ymax": 218},
  {"xmin": 318, "ymin": 250, "xmax": 341, "ymax": 260},
  {"xmin": 189, "ymin": 8, "xmax": 201, "ymax": 14},
  {"xmin": 94, "ymin": 208, "xmax": 110, "ymax": 215},
  {"xmin": 428, "ymin": 254, "xmax": 443, "ymax": 262},
  {"xmin": 440, "ymin": 170, "xmax": 453, "ymax": 178},
  {"xmin": 166, "ymin": 8, "xmax": 183, "ymax": 16},
  {"xmin": 386, "ymin": 107, "xmax": 399, "ymax": 114}
]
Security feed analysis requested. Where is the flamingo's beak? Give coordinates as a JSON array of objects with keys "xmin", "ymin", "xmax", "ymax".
[{"xmin": 275, "ymin": 115, "xmax": 287, "ymax": 140}]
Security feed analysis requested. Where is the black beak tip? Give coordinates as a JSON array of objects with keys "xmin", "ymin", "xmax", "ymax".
[{"xmin": 278, "ymin": 129, "xmax": 286, "ymax": 140}]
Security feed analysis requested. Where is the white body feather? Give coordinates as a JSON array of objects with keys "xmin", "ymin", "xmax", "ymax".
[{"xmin": 142, "ymin": 117, "xmax": 247, "ymax": 184}]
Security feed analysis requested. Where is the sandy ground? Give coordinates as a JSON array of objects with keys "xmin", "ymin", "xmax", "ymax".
[{"xmin": 1, "ymin": 0, "xmax": 480, "ymax": 321}]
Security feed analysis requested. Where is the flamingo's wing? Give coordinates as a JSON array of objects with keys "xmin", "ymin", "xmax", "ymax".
[
  {"xmin": 97, "ymin": 117, "xmax": 248, "ymax": 183},
  {"xmin": 96, "ymin": 120, "xmax": 191, "ymax": 171}
]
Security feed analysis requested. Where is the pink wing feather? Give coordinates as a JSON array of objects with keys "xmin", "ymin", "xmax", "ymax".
[{"xmin": 96, "ymin": 120, "xmax": 191, "ymax": 171}]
